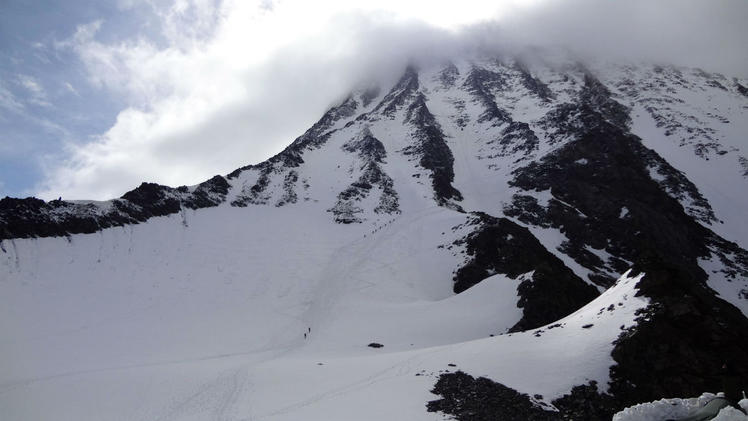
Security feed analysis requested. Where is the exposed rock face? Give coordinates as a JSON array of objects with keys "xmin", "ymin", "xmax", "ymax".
[
  {"xmin": 276, "ymin": 171, "xmax": 299, "ymax": 207},
  {"xmin": 496, "ymin": 60, "xmax": 748, "ymax": 411},
  {"xmin": 403, "ymin": 93, "xmax": 463, "ymax": 205},
  {"xmin": 0, "ymin": 197, "xmax": 127, "ymax": 240},
  {"xmin": 463, "ymin": 65, "xmax": 540, "ymax": 161},
  {"xmin": 453, "ymin": 213, "xmax": 599, "ymax": 332},
  {"xmin": 373, "ymin": 65, "xmax": 420, "ymax": 117},
  {"xmin": 579, "ymin": 73, "xmax": 631, "ymax": 130},
  {"xmin": 514, "ymin": 61, "xmax": 554, "ymax": 101},
  {"xmin": 230, "ymin": 95, "xmax": 362, "ymax": 207},
  {"xmin": 463, "ymin": 67, "xmax": 512, "ymax": 124},
  {"xmin": 737, "ymin": 82, "xmax": 748, "ymax": 98},
  {"xmin": 231, "ymin": 167, "xmax": 272, "ymax": 206},
  {"xmin": 493, "ymin": 121, "xmax": 539, "ymax": 158},
  {"xmin": 0, "ymin": 175, "xmax": 229, "ymax": 241},
  {"xmin": 608, "ymin": 261, "xmax": 748, "ymax": 409},
  {"xmin": 505, "ymin": 71, "xmax": 720, "ymax": 288},
  {"xmin": 536, "ymin": 72, "xmax": 630, "ymax": 146},
  {"xmin": 328, "ymin": 128, "xmax": 401, "ymax": 223},
  {"xmin": 427, "ymin": 371, "xmax": 559, "ymax": 421},
  {"xmin": 505, "ymin": 129, "xmax": 719, "ymax": 286},
  {"xmin": 739, "ymin": 156, "xmax": 748, "ymax": 177},
  {"xmin": 611, "ymin": 65, "xmax": 738, "ymax": 161},
  {"xmin": 437, "ymin": 61, "xmax": 460, "ymax": 89},
  {"xmin": 427, "ymin": 371, "xmax": 618, "ymax": 421}
]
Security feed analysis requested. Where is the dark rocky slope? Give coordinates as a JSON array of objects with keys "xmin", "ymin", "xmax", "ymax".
[
  {"xmin": 608, "ymin": 259, "xmax": 748, "ymax": 409},
  {"xmin": 427, "ymin": 371, "xmax": 617, "ymax": 421},
  {"xmin": 328, "ymin": 128, "xmax": 401, "ymax": 223},
  {"xmin": 449, "ymin": 66, "xmax": 748, "ymax": 415},
  {"xmin": 452, "ymin": 212, "xmax": 599, "ymax": 332},
  {"xmin": 0, "ymin": 175, "xmax": 229, "ymax": 241},
  {"xmin": 403, "ymin": 92, "xmax": 463, "ymax": 205}
]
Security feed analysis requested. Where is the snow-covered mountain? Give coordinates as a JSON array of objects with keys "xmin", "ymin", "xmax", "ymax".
[{"xmin": 2, "ymin": 53, "xmax": 747, "ymax": 420}]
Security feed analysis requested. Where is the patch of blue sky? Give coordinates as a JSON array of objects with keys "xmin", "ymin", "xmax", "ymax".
[{"xmin": 0, "ymin": 0, "xmax": 163, "ymax": 198}]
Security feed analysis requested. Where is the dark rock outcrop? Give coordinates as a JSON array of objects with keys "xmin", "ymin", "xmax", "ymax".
[
  {"xmin": 437, "ymin": 62, "xmax": 460, "ymax": 89},
  {"xmin": 403, "ymin": 93, "xmax": 463, "ymax": 205},
  {"xmin": 739, "ymin": 156, "xmax": 748, "ymax": 177},
  {"xmin": 492, "ymin": 121, "xmax": 539, "ymax": 158},
  {"xmin": 736, "ymin": 82, "xmax": 748, "ymax": 98},
  {"xmin": 276, "ymin": 170, "xmax": 299, "ymax": 207},
  {"xmin": 514, "ymin": 61, "xmax": 554, "ymax": 101},
  {"xmin": 453, "ymin": 213, "xmax": 599, "ymax": 332},
  {"xmin": 329, "ymin": 128, "xmax": 400, "ymax": 223},
  {"xmin": 501, "ymin": 64, "xmax": 748, "ymax": 412},
  {"xmin": 463, "ymin": 67, "xmax": 512, "ymax": 124},
  {"xmin": 463, "ymin": 65, "xmax": 540, "ymax": 160},
  {"xmin": 505, "ymin": 128, "xmax": 720, "ymax": 285},
  {"xmin": 373, "ymin": 65, "xmax": 420, "ymax": 117},
  {"xmin": 427, "ymin": 371, "xmax": 559, "ymax": 421},
  {"xmin": 608, "ymin": 260, "xmax": 748, "ymax": 409},
  {"xmin": 428, "ymin": 371, "xmax": 617, "ymax": 421},
  {"xmin": 0, "ymin": 175, "xmax": 230, "ymax": 241},
  {"xmin": 507, "ymin": 70, "xmax": 718, "ymax": 287}
]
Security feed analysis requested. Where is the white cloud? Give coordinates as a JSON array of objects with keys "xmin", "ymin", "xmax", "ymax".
[
  {"xmin": 64, "ymin": 82, "xmax": 80, "ymax": 96},
  {"xmin": 497, "ymin": 0, "xmax": 748, "ymax": 76},
  {"xmin": 0, "ymin": 80, "xmax": 67, "ymax": 145},
  {"xmin": 0, "ymin": 82, "xmax": 25, "ymax": 113},
  {"xmin": 35, "ymin": 0, "xmax": 748, "ymax": 200},
  {"xmin": 17, "ymin": 74, "xmax": 51, "ymax": 107},
  {"xmin": 36, "ymin": 0, "xmax": 490, "ymax": 199}
]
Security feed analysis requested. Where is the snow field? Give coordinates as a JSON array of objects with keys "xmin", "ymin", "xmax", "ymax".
[{"xmin": 1, "ymin": 198, "xmax": 649, "ymax": 420}]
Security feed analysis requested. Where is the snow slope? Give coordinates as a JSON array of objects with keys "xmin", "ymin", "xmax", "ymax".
[{"xmin": 0, "ymin": 200, "xmax": 647, "ymax": 420}]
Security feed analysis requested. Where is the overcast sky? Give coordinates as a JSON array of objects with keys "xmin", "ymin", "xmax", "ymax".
[{"xmin": 1, "ymin": 0, "xmax": 747, "ymax": 200}]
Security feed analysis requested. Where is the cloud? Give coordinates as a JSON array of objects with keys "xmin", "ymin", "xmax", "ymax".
[
  {"xmin": 498, "ymin": 0, "xmax": 748, "ymax": 77},
  {"xmin": 0, "ymin": 80, "xmax": 67, "ymax": 142},
  {"xmin": 34, "ymin": 0, "xmax": 748, "ymax": 200},
  {"xmin": 0, "ymin": 82, "xmax": 25, "ymax": 113},
  {"xmin": 17, "ymin": 75, "xmax": 51, "ymax": 107},
  {"xmin": 64, "ymin": 82, "xmax": 80, "ymax": 96}
]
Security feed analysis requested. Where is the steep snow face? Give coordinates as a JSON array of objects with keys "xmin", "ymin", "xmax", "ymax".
[
  {"xmin": 1, "ymin": 54, "xmax": 747, "ymax": 420},
  {"xmin": 599, "ymin": 63, "xmax": 748, "ymax": 250}
]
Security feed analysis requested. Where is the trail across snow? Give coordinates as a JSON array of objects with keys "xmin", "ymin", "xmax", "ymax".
[{"xmin": 0, "ymin": 201, "xmax": 649, "ymax": 420}]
